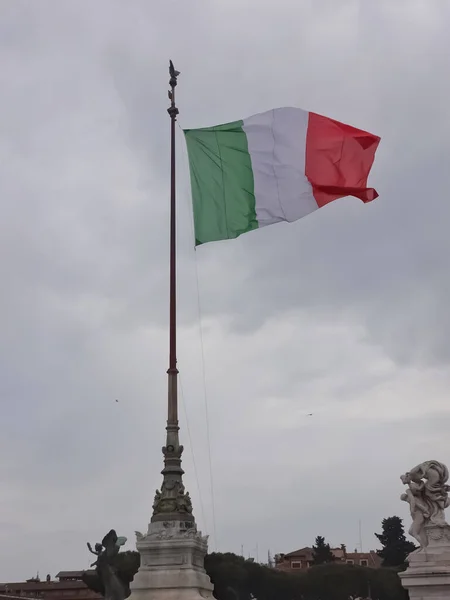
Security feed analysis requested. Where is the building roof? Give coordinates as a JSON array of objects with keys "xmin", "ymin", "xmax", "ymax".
[
  {"xmin": 0, "ymin": 581, "xmax": 88, "ymax": 591},
  {"xmin": 283, "ymin": 547, "xmax": 313, "ymax": 558},
  {"xmin": 0, "ymin": 571, "xmax": 101, "ymax": 600},
  {"xmin": 277, "ymin": 547, "xmax": 381, "ymax": 568},
  {"xmin": 0, "ymin": 595, "xmax": 36, "ymax": 600}
]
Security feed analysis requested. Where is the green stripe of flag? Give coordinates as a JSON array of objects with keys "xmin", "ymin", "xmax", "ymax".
[{"xmin": 183, "ymin": 120, "xmax": 258, "ymax": 246}]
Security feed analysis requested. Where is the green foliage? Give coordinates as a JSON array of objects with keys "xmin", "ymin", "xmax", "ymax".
[
  {"xmin": 204, "ymin": 553, "xmax": 252, "ymax": 600},
  {"xmin": 115, "ymin": 551, "xmax": 141, "ymax": 586},
  {"xmin": 81, "ymin": 570, "xmax": 104, "ymax": 595},
  {"xmin": 205, "ymin": 553, "xmax": 300, "ymax": 600},
  {"xmin": 375, "ymin": 516, "xmax": 417, "ymax": 567},
  {"xmin": 302, "ymin": 563, "xmax": 408, "ymax": 600},
  {"xmin": 205, "ymin": 553, "xmax": 407, "ymax": 600},
  {"xmin": 83, "ymin": 550, "xmax": 408, "ymax": 600},
  {"xmin": 311, "ymin": 535, "xmax": 336, "ymax": 565}
]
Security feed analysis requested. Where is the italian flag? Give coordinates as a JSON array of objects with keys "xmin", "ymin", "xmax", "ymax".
[{"xmin": 183, "ymin": 107, "xmax": 380, "ymax": 246}]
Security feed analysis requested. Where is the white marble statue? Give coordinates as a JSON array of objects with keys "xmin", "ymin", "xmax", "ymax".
[{"xmin": 400, "ymin": 460, "xmax": 450, "ymax": 548}]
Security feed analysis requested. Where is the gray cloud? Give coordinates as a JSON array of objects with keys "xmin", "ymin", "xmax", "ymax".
[{"xmin": 1, "ymin": 0, "xmax": 450, "ymax": 583}]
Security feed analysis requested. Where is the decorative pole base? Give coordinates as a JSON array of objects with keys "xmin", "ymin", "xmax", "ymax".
[
  {"xmin": 400, "ymin": 524, "xmax": 450, "ymax": 600},
  {"xmin": 129, "ymin": 520, "xmax": 214, "ymax": 600}
]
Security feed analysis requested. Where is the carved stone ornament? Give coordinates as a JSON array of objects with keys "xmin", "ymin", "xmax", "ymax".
[
  {"xmin": 400, "ymin": 460, "xmax": 450, "ymax": 549},
  {"xmin": 162, "ymin": 443, "xmax": 184, "ymax": 458},
  {"xmin": 152, "ymin": 479, "xmax": 193, "ymax": 517},
  {"xmin": 426, "ymin": 524, "xmax": 450, "ymax": 543}
]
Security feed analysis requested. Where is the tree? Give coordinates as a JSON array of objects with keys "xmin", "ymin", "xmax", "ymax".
[
  {"xmin": 82, "ymin": 550, "xmax": 408, "ymax": 600},
  {"xmin": 205, "ymin": 553, "xmax": 407, "ymax": 600},
  {"xmin": 375, "ymin": 516, "xmax": 416, "ymax": 567},
  {"xmin": 204, "ymin": 552, "xmax": 252, "ymax": 600},
  {"xmin": 312, "ymin": 535, "xmax": 336, "ymax": 565},
  {"xmin": 304, "ymin": 563, "xmax": 408, "ymax": 600}
]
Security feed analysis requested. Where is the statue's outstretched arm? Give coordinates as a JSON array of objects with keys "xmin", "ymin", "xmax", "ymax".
[{"xmin": 87, "ymin": 542, "xmax": 98, "ymax": 556}]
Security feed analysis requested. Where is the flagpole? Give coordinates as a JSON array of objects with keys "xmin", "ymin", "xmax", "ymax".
[
  {"xmin": 130, "ymin": 61, "xmax": 214, "ymax": 600},
  {"xmin": 168, "ymin": 60, "xmax": 179, "ymax": 425},
  {"xmin": 149, "ymin": 60, "xmax": 194, "ymax": 525}
]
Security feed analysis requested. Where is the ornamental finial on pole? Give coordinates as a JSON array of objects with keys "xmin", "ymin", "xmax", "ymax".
[{"xmin": 168, "ymin": 60, "xmax": 180, "ymax": 119}]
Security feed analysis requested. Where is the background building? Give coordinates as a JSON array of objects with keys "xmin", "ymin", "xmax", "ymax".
[
  {"xmin": 274, "ymin": 546, "xmax": 381, "ymax": 572},
  {"xmin": 0, "ymin": 572, "xmax": 101, "ymax": 600}
]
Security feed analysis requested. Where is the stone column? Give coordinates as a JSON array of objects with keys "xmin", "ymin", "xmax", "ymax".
[
  {"xmin": 129, "ymin": 439, "xmax": 214, "ymax": 600},
  {"xmin": 129, "ymin": 402, "xmax": 214, "ymax": 599},
  {"xmin": 400, "ymin": 523, "xmax": 450, "ymax": 599},
  {"xmin": 130, "ymin": 520, "xmax": 214, "ymax": 600}
]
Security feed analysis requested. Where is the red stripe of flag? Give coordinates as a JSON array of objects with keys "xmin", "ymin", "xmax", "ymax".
[{"xmin": 306, "ymin": 112, "xmax": 381, "ymax": 208}]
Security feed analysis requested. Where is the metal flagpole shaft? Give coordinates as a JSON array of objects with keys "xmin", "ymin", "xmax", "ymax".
[{"xmin": 167, "ymin": 60, "xmax": 180, "ymax": 426}]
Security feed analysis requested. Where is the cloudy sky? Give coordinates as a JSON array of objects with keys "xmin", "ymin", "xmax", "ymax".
[{"xmin": 1, "ymin": 0, "xmax": 450, "ymax": 582}]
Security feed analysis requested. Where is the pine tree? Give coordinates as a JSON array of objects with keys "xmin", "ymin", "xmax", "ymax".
[
  {"xmin": 312, "ymin": 535, "xmax": 336, "ymax": 565},
  {"xmin": 375, "ymin": 516, "xmax": 417, "ymax": 567}
]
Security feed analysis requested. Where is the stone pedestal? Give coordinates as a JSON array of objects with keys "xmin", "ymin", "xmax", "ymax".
[
  {"xmin": 400, "ymin": 524, "xmax": 450, "ymax": 600},
  {"xmin": 129, "ymin": 519, "xmax": 214, "ymax": 600}
]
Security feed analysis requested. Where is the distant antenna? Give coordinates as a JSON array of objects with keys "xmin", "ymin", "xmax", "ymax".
[
  {"xmin": 241, "ymin": 544, "xmax": 244, "ymax": 557},
  {"xmin": 359, "ymin": 520, "xmax": 363, "ymax": 553}
]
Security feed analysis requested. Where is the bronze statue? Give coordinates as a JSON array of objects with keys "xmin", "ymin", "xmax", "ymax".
[{"xmin": 87, "ymin": 530, "xmax": 129, "ymax": 600}]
